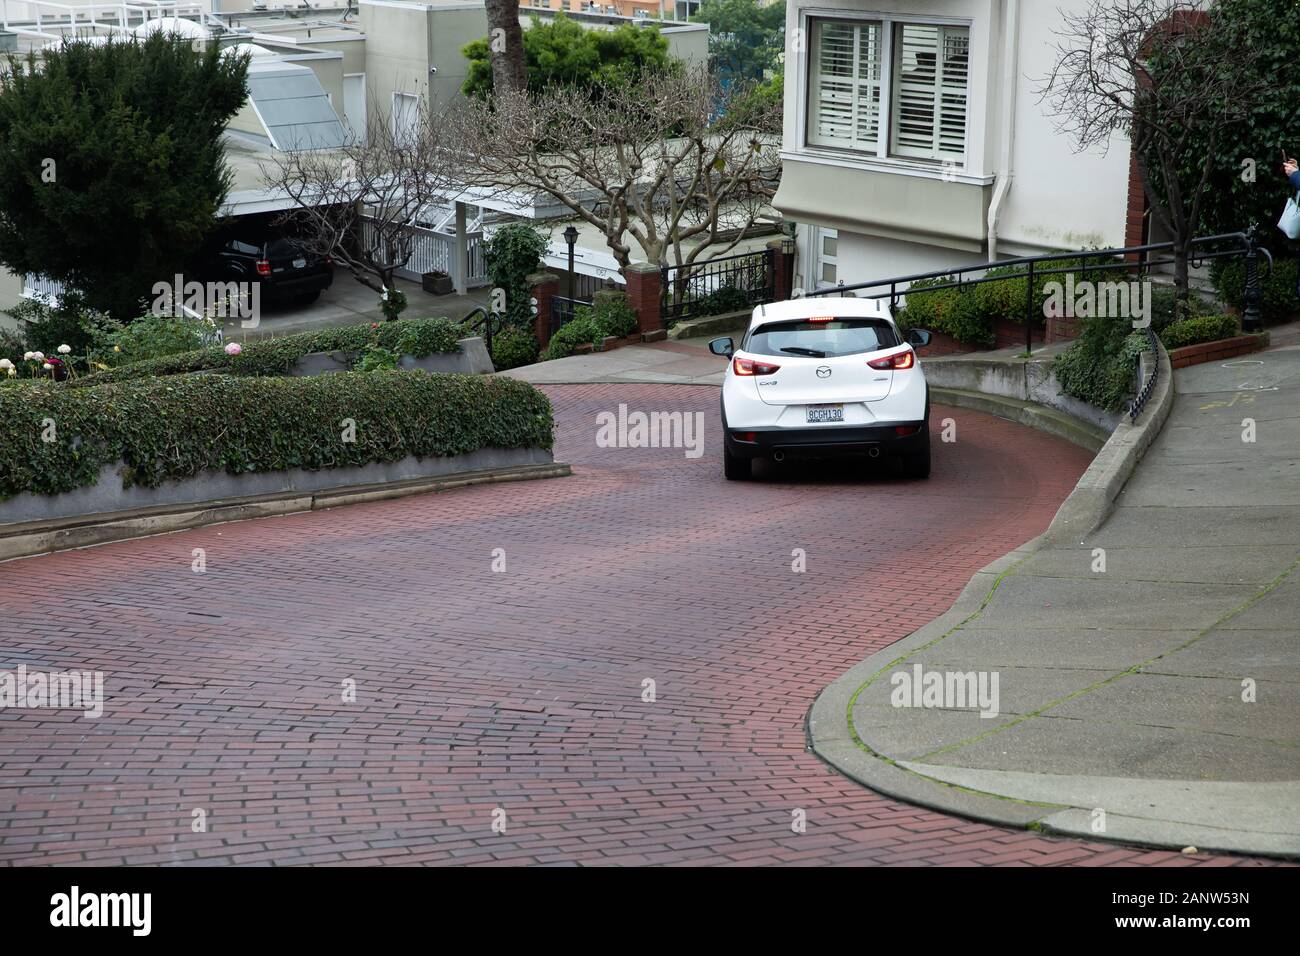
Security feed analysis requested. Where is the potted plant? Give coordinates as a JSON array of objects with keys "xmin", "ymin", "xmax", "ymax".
[{"xmin": 421, "ymin": 270, "xmax": 453, "ymax": 296}]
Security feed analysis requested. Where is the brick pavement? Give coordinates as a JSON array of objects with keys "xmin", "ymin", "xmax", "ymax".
[{"xmin": 0, "ymin": 384, "xmax": 1279, "ymax": 866}]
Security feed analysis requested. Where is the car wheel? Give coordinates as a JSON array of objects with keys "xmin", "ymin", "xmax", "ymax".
[
  {"xmin": 723, "ymin": 445, "xmax": 751, "ymax": 481},
  {"xmin": 898, "ymin": 436, "xmax": 931, "ymax": 480}
]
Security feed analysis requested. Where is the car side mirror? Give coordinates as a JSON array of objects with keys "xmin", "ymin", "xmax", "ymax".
[
  {"xmin": 906, "ymin": 328, "xmax": 932, "ymax": 349},
  {"xmin": 709, "ymin": 337, "xmax": 735, "ymax": 358}
]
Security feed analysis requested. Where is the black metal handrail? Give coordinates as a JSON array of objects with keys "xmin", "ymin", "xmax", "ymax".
[
  {"xmin": 462, "ymin": 306, "xmax": 497, "ymax": 355},
  {"xmin": 549, "ymin": 295, "xmax": 592, "ymax": 336},
  {"xmin": 806, "ymin": 229, "xmax": 1274, "ymax": 361},
  {"xmin": 1129, "ymin": 324, "xmax": 1161, "ymax": 424}
]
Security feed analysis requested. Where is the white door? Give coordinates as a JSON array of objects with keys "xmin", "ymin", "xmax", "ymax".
[
  {"xmin": 344, "ymin": 73, "xmax": 366, "ymax": 144},
  {"xmin": 814, "ymin": 227, "xmax": 839, "ymax": 290}
]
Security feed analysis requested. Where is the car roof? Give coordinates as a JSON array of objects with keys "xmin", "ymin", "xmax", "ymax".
[{"xmin": 748, "ymin": 296, "xmax": 892, "ymax": 329}]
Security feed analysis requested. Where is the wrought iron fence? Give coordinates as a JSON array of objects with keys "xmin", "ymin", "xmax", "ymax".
[
  {"xmin": 549, "ymin": 295, "xmax": 592, "ymax": 337},
  {"xmin": 1128, "ymin": 324, "xmax": 1161, "ymax": 424},
  {"xmin": 660, "ymin": 247, "xmax": 776, "ymax": 326}
]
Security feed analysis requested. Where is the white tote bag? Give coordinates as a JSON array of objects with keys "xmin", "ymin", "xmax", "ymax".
[{"xmin": 1278, "ymin": 191, "xmax": 1300, "ymax": 239}]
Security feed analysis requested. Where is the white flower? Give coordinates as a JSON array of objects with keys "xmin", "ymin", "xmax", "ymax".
[
  {"xmin": 23, "ymin": 351, "xmax": 33, "ymax": 361},
  {"xmin": 5, "ymin": 368, "xmax": 15, "ymax": 378},
  {"xmin": 0, "ymin": 358, "xmax": 12, "ymax": 370},
  {"xmin": 57, "ymin": 344, "xmax": 71, "ymax": 354},
  {"xmin": 31, "ymin": 351, "xmax": 44, "ymax": 362},
  {"xmin": 42, "ymin": 362, "xmax": 52, "ymax": 370}
]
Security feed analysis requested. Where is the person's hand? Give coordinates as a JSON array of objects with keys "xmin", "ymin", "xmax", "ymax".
[{"xmin": 1285, "ymin": 159, "xmax": 1298, "ymax": 177}]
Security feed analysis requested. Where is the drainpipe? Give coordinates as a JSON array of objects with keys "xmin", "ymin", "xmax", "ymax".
[{"xmin": 986, "ymin": 0, "xmax": 1020, "ymax": 262}]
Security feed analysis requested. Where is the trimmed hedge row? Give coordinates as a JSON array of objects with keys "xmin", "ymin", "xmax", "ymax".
[
  {"xmin": 896, "ymin": 258, "xmax": 1131, "ymax": 348},
  {"xmin": 0, "ymin": 371, "xmax": 553, "ymax": 500},
  {"xmin": 70, "ymin": 316, "xmax": 464, "ymax": 387},
  {"xmin": 1159, "ymin": 314, "xmax": 1241, "ymax": 351}
]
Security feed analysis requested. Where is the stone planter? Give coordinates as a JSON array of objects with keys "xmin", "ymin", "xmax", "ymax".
[{"xmin": 422, "ymin": 271, "xmax": 453, "ymax": 296}]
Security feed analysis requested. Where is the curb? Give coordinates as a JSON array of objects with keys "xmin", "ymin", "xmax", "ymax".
[
  {"xmin": 808, "ymin": 340, "xmax": 1196, "ymax": 845},
  {"xmin": 930, "ymin": 386, "xmax": 1109, "ymax": 453},
  {"xmin": 0, "ymin": 462, "xmax": 572, "ymax": 564}
]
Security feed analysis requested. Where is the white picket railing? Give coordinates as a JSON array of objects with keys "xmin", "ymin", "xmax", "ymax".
[
  {"xmin": 22, "ymin": 273, "xmax": 65, "ymax": 304},
  {"xmin": 359, "ymin": 218, "xmax": 490, "ymax": 287}
]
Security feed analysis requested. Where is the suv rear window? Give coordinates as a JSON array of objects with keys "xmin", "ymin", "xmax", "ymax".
[
  {"xmin": 266, "ymin": 237, "xmax": 308, "ymax": 259},
  {"xmin": 744, "ymin": 318, "xmax": 899, "ymax": 358}
]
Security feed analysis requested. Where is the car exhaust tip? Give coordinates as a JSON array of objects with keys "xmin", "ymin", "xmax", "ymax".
[
  {"xmin": 773, "ymin": 451, "xmax": 785, "ymax": 463},
  {"xmin": 868, "ymin": 447, "xmax": 881, "ymax": 459}
]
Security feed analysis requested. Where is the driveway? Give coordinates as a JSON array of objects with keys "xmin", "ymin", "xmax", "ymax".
[{"xmin": 0, "ymin": 383, "xmax": 1275, "ymax": 865}]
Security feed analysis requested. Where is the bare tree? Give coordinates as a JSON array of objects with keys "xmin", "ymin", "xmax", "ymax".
[
  {"xmin": 1040, "ymin": 0, "xmax": 1265, "ymax": 312},
  {"xmin": 449, "ymin": 64, "xmax": 782, "ymax": 281},
  {"xmin": 261, "ymin": 98, "xmax": 455, "ymax": 302},
  {"xmin": 484, "ymin": 0, "xmax": 527, "ymax": 96}
]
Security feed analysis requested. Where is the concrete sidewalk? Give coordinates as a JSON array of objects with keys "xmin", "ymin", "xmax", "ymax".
[{"xmin": 812, "ymin": 346, "xmax": 1300, "ymax": 857}]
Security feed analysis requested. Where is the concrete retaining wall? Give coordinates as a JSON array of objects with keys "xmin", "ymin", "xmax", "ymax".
[
  {"xmin": 921, "ymin": 353, "xmax": 1121, "ymax": 433},
  {"xmin": 290, "ymin": 336, "xmax": 494, "ymax": 376},
  {"xmin": 0, "ymin": 446, "xmax": 552, "ymax": 527}
]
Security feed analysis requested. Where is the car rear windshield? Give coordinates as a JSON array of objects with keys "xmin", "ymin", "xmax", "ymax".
[
  {"xmin": 744, "ymin": 318, "xmax": 900, "ymax": 358},
  {"xmin": 266, "ymin": 237, "xmax": 308, "ymax": 259}
]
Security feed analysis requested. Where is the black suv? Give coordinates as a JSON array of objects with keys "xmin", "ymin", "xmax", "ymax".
[{"xmin": 200, "ymin": 225, "xmax": 334, "ymax": 306}]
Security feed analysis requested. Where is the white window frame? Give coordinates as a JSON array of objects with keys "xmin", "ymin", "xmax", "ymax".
[{"xmin": 796, "ymin": 8, "xmax": 978, "ymax": 181}]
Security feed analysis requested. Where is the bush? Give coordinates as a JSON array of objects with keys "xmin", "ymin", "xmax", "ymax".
[
  {"xmin": 592, "ymin": 293, "xmax": 638, "ymax": 338},
  {"xmin": 91, "ymin": 312, "xmax": 220, "ymax": 367},
  {"xmin": 1053, "ymin": 315, "xmax": 1149, "ymax": 413},
  {"xmin": 2, "ymin": 294, "xmax": 111, "ymax": 361},
  {"xmin": 483, "ymin": 222, "xmax": 550, "ymax": 329},
  {"xmin": 540, "ymin": 310, "xmax": 605, "ymax": 360},
  {"xmin": 1211, "ymin": 257, "xmax": 1299, "ymax": 323},
  {"xmin": 1160, "ymin": 314, "xmax": 1242, "ymax": 350},
  {"xmin": 0, "ymin": 371, "xmax": 553, "ymax": 500},
  {"xmin": 73, "ymin": 316, "xmax": 464, "ymax": 387},
  {"xmin": 896, "ymin": 277, "xmax": 994, "ymax": 348},
  {"xmin": 694, "ymin": 283, "xmax": 752, "ymax": 318},
  {"xmin": 490, "ymin": 326, "xmax": 540, "ymax": 371}
]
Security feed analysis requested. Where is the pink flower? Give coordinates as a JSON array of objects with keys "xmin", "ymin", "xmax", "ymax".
[{"xmin": 224, "ymin": 342, "xmax": 242, "ymax": 356}]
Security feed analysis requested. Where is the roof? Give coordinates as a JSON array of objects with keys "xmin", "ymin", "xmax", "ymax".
[
  {"xmin": 748, "ymin": 296, "xmax": 892, "ymax": 328},
  {"xmin": 245, "ymin": 60, "xmax": 345, "ymax": 151}
]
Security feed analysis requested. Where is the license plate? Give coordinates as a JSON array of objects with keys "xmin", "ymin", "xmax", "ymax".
[
  {"xmin": 292, "ymin": 258, "xmax": 307, "ymax": 269},
  {"xmin": 807, "ymin": 404, "xmax": 844, "ymax": 423}
]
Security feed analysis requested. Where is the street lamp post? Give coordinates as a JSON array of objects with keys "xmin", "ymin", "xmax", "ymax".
[{"xmin": 563, "ymin": 225, "xmax": 579, "ymax": 318}]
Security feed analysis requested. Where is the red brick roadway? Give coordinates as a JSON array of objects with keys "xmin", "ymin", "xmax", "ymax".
[{"xmin": 0, "ymin": 384, "xmax": 1278, "ymax": 867}]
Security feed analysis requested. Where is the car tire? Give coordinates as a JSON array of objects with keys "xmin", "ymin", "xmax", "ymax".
[
  {"xmin": 723, "ymin": 445, "xmax": 752, "ymax": 481},
  {"xmin": 898, "ymin": 436, "xmax": 931, "ymax": 480}
]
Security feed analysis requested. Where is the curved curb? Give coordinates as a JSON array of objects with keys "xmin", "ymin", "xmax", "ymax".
[
  {"xmin": 0, "ymin": 462, "xmax": 572, "ymax": 564},
  {"xmin": 803, "ymin": 340, "xmax": 1265, "ymax": 855},
  {"xmin": 929, "ymin": 386, "xmax": 1109, "ymax": 452}
]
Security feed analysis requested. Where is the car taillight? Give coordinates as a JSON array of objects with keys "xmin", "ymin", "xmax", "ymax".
[
  {"xmin": 895, "ymin": 425, "xmax": 923, "ymax": 436},
  {"xmin": 868, "ymin": 349, "xmax": 915, "ymax": 370},
  {"xmin": 733, "ymin": 432, "xmax": 757, "ymax": 443},
  {"xmin": 256, "ymin": 259, "xmax": 272, "ymax": 277},
  {"xmin": 733, "ymin": 357, "xmax": 781, "ymax": 376}
]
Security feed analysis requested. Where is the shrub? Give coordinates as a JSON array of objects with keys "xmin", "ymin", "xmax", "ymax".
[
  {"xmin": 2, "ymin": 293, "xmax": 111, "ymax": 360},
  {"xmin": 1160, "ymin": 314, "xmax": 1242, "ymax": 350},
  {"xmin": 694, "ymin": 283, "xmax": 752, "ymax": 318},
  {"xmin": 0, "ymin": 371, "xmax": 554, "ymax": 500},
  {"xmin": 1053, "ymin": 314, "xmax": 1150, "ymax": 412},
  {"xmin": 90, "ymin": 312, "xmax": 220, "ymax": 367},
  {"xmin": 1211, "ymin": 257, "xmax": 1299, "ymax": 323},
  {"xmin": 540, "ymin": 309, "xmax": 605, "ymax": 360},
  {"xmin": 896, "ymin": 277, "xmax": 995, "ymax": 348},
  {"xmin": 592, "ymin": 293, "xmax": 638, "ymax": 338},
  {"xmin": 483, "ymin": 222, "xmax": 550, "ymax": 329},
  {"xmin": 490, "ymin": 326, "xmax": 540, "ymax": 371},
  {"xmin": 72, "ymin": 316, "xmax": 463, "ymax": 387}
]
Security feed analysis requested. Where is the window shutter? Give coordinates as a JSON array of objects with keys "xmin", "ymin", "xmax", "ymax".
[
  {"xmin": 892, "ymin": 24, "xmax": 969, "ymax": 162},
  {"xmin": 809, "ymin": 20, "xmax": 882, "ymax": 152}
]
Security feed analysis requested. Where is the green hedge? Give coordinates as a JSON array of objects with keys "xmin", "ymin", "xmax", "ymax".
[
  {"xmin": 70, "ymin": 316, "xmax": 464, "ymax": 387},
  {"xmin": 896, "ymin": 258, "xmax": 1131, "ymax": 348},
  {"xmin": 1053, "ymin": 315, "xmax": 1149, "ymax": 413},
  {"xmin": 540, "ymin": 294, "xmax": 639, "ymax": 360},
  {"xmin": 1159, "ymin": 314, "xmax": 1241, "ymax": 351},
  {"xmin": 0, "ymin": 371, "xmax": 553, "ymax": 500},
  {"xmin": 1211, "ymin": 257, "xmax": 1300, "ymax": 323}
]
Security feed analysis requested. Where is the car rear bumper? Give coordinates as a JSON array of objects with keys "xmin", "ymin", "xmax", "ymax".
[
  {"xmin": 725, "ymin": 422, "xmax": 929, "ymax": 460},
  {"xmin": 263, "ymin": 269, "xmax": 333, "ymax": 300}
]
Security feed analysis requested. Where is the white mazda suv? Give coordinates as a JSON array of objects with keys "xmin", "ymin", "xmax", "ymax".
[{"xmin": 710, "ymin": 297, "xmax": 933, "ymax": 481}]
